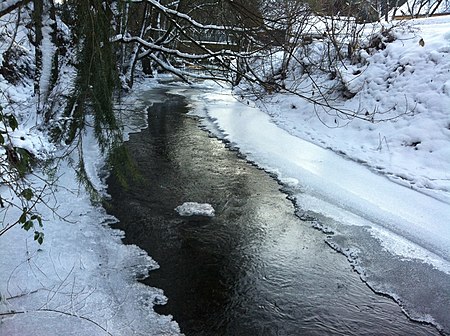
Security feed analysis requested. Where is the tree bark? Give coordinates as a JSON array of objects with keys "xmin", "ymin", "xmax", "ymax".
[{"xmin": 33, "ymin": 0, "xmax": 43, "ymax": 112}]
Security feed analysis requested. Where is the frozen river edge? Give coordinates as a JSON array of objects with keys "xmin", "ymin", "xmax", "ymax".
[{"xmin": 180, "ymin": 85, "xmax": 450, "ymax": 335}]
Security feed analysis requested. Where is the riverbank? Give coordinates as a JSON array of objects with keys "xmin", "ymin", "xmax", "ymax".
[
  {"xmin": 188, "ymin": 82, "xmax": 450, "ymax": 333},
  {"xmin": 0, "ymin": 80, "xmax": 181, "ymax": 336},
  {"xmin": 235, "ymin": 16, "xmax": 450, "ymax": 204},
  {"xmin": 185, "ymin": 22, "xmax": 450, "ymax": 334}
]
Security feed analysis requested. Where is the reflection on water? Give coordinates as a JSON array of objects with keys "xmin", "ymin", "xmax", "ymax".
[{"xmin": 106, "ymin": 87, "xmax": 440, "ymax": 336}]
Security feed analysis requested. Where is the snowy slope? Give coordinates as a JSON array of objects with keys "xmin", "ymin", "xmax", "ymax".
[{"xmin": 248, "ymin": 16, "xmax": 450, "ymax": 204}]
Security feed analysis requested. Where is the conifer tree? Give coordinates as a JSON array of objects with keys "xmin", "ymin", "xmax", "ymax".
[{"xmin": 63, "ymin": 0, "xmax": 119, "ymax": 151}]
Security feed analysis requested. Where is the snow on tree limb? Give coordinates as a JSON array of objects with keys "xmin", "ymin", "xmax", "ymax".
[
  {"xmin": 129, "ymin": 0, "xmax": 247, "ymax": 32},
  {"xmin": 148, "ymin": 53, "xmax": 229, "ymax": 83},
  {"xmin": 0, "ymin": 0, "xmax": 31, "ymax": 18},
  {"xmin": 116, "ymin": 34, "xmax": 249, "ymax": 61}
]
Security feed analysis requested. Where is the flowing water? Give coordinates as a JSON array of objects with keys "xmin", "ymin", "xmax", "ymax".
[{"xmin": 106, "ymin": 86, "xmax": 441, "ymax": 335}]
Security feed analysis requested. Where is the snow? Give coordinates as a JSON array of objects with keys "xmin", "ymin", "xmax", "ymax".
[
  {"xmin": 250, "ymin": 16, "xmax": 450, "ymax": 203},
  {"xmin": 175, "ymin": 202, "xmax": 216, "ymax": 217},
  {"xmin": 37, "ymin": 13, "xmax": 57, "ymax": 112},
  {"xmin": 0, "ymin": 162, "xmax": 180, "ymax": 336},
  {"xmin": 188, "ymin": 13, "xmax": 450, "ymax": 266},
  {"xmin": 189, "ymin": 87, "xmax": 450, "ymax": 267},
  {"xmin": 1, "ymin": 137, "xmax": 181, "ymax": 335},
  {"xmin": 391, "ymin": 0, "xmax": 450, "ymax": 17},
  {"xmin": 1, "ymin": 112, "xmax": 181, "ymax": 336},
  {"xmin": 0, "ymin": 1, "xmax": 22, "ymax": 13}
]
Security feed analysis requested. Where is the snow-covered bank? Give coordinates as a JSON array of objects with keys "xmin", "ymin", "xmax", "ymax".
[
  {"xmin": 0, "ymin": 166, "xmax": 179, "ymax": 336},
  {"xmin": 187, "ymin": 81, "xmax": 450, "ymax": 334},
  {"xmin": 1, "ymin": 8, "xmax": 181, "ymax": 334},
  {"xmin": 249, "ymin": 16, "xmax": 450, "ymax": 204},
  {"xmin": 0, "ymin": 80, "xmax": 181, "ymax": 335},
  {"xmin": 191, "ymin": 86, "xmax": 450, "ymax": 269}
]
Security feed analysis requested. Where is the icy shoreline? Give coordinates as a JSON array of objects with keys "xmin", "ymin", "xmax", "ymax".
[
  {"xmin": 0, "ymin": 80, "xmax": 182, "ymax": 336},
  {"xmin": 184, "ymin": 84, "xmax": 450, "ymax": 335}
]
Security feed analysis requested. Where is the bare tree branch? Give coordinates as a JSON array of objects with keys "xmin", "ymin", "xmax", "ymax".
[{"xmin": 0, "ymin": 0, "xmax": 31, "ymax": 18}]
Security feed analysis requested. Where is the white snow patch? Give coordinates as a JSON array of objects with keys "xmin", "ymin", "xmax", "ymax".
[{"xmin": 175, "ymin": 202, "xmax": 215, "ymax": 217}]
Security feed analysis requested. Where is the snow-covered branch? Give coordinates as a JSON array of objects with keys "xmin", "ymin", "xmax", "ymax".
[
  {"xmin": 117, "ymin": 34, "xmax": 247, "ymax": 61},
  {"xmin": 148, "ymin": 53, "xmax": 229, "ymax": 83},
  {"xmin": 129, "ymin": 0, "xmax": 247, "ymax": 32},
  {"xmin": 0, "ymin": 0, "xmax": 31, "ymax": 18}
]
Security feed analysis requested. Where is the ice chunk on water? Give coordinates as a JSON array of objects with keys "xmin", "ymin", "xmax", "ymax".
[{"xmin": 175, "ymin": 202, "xmax": 215, "ymax": 217}]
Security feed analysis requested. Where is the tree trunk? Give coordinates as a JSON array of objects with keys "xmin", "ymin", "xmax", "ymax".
[{"xmin": 33, "ymin": 0, "xmax": 43, "ymax": 112}]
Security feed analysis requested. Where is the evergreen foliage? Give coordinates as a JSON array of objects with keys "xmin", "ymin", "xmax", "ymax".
[
  {"xmin": 0, "ymin": 104, "xmax": 44, "ymax": 244},
  {"xmin": 58, "ymin": 0, "xmax": 139, "ymax": 198},
  {"xmin": 63, "ymin": 0, "xmax": 120, "ymax": 152}
]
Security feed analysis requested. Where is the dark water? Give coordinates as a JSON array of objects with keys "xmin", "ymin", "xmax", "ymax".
[{"xmin": 107, "ymin": 87, "xmax": 440, "ymax": 336}]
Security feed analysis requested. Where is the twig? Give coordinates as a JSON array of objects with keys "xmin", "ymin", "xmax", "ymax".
[{"xmin": 0, "ymin": 308, "xmax": 113, "ymax": 335}]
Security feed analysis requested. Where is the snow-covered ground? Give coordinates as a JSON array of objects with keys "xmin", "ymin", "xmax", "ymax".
[
  {"xmin": 390, "ymin": 0, "xmax": 450, "ymax": 18},
  {"xmin": 1, "ymin": 8, "xmax": 181, "ymax": 333},
  {"xmin": 251, "ymin": 15, "xmax": 450, "ymax": 204},
  {"xmin": 190, "ymin": 85, "xmax": 450, "ymax": 263},
  {"xmin": 0, "ymin": 76, "xmax": 181, "ymax": 334}
]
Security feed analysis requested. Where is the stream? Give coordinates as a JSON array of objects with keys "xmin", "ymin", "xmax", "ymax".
[{"xmin": 106, "ymin": 86, "xmax": 441, "ymax": 335}]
